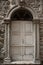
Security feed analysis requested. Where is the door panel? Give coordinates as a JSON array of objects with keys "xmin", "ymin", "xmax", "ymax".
[
  {"xmin": 11, "ymin": 36, "xmax": 22, "ymax": 46},
  {"xmin": 25, "ymin": 35, "xmax": 33, "ymax": 46},
  {"xmin": 25, "ymin": 47, "xmax": 34, "ymax": 55},
  {"xmin": 25, "ymin": 22, "xmax": 33, "ymax": 33},
  {"xmin": 11, "ymin": 21, "xmax": 34, "ymax": 61}
]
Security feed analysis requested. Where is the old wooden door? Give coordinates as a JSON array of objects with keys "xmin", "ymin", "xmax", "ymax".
[{"xmin": 11, "ymin": 21, "xmax": 34, "ymax": 62}]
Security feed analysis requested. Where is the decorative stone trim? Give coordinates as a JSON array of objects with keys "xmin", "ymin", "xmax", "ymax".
[
  {"xmin": 33, "ymin": 20, "xmax": 40, "ymax": 64},
  {"xmin": 4, "ymin": 23, "xmax": 11, "ymax": 64},
  {"xmin": 33, "ymin": 19, "xmax": 40, "ymax": 24},
  {"xmin": 4, "ymin": 18, "xmax": 11, "ymax": 24}
]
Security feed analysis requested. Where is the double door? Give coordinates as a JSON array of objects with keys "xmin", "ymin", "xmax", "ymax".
[{"xmin": 11, "ymin": 21, "xmax": 35, "ymax": 61}]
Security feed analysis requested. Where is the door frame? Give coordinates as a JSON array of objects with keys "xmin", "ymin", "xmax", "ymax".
[
  {"xmin": 3, "ymin": 6, "xmax": 40, "ymax": 64},
  {"xmin": 10, "ymin": 21, "xmax": 36, "ymax": 62},
  {"xmin": 9, "ymin": 20, "xmax": 40, "ymax": 63}
]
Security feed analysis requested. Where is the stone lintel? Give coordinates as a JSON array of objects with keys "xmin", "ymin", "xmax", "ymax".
[{"xmin": 4, "ymin": 18, "xmax": 43, "ymax": 24}]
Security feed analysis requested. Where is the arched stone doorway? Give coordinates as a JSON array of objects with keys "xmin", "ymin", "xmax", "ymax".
[
  {"xmin": 10, "ymin": 8, "xmax": 34, "ymax": 62},
  {"xmin": 4, "ymin": 6, "xmax": 40, "ymax": 64}
]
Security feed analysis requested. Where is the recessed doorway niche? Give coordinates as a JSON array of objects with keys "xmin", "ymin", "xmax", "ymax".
[
  {"xmin": 4, "ymin": 7, "xmax": 40, "ymax": 64},
  {"xmin": 10, "ymin": 8, "xmax": 35, "ymax": 62}
]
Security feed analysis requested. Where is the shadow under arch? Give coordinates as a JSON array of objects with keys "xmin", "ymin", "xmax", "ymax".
[
  {"xmin": 6, "ymin": 6, "xmax": 38, "ymax": 20},
  {"xmin": 10, "ymin": 7, "xmax": 33, "ymax": 21}
]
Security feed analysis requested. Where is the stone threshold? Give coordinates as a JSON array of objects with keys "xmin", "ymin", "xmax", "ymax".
[
  {"xmin": 2, "ymin": 60, "xmax": 41, "ymax": 65},
  {"xmin": 0, "ymin": 64, "xmax": 41, "ymax": 65}
]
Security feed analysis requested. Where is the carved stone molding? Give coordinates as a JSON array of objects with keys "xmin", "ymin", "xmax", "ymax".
[
  {"xmin": 4, "ymin": 18, "xmax": 11, "ymax": 24},
  {"xmin": 4, "ymin": 23, "xmax": 11, "ymax": 64},
  {"xmin": 0, "ymin": 0, "xmax": 10, "ymax": 17},
  {"xmin": 33, "ymin": 19, "xmax": 40, "ymax": 24},
  {"xmin": 0, "ymin": 0, "xmax": 43, "ymax": 18}
]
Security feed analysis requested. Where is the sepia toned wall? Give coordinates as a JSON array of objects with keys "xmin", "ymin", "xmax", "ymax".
[{"xmin": 0, "ymin": 0, "xmax": 43, "ymax": 64}]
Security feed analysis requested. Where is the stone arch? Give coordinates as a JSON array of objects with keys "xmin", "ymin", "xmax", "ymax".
[
  {"xmin": 6, "ymin": 6, "xmax": 38, "ymax": 20},
  {"xmin": 3, "ymin": 5, "xmax": 40, "ymax": 64},
  {"xmin": 10, "ymin": 7, "xmax": 33, "ymax": 21}
]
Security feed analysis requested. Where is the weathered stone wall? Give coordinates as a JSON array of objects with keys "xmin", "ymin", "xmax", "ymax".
[
  {"xmin": 0, "ymin": 0, "xmax": 43, "ymax": 18},
  {"xmin": 0, "ymin": 0, "xmax": 43, "ymax": 63}
]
